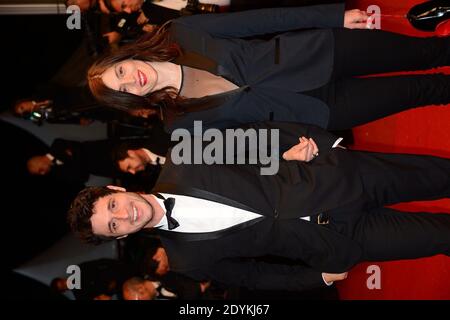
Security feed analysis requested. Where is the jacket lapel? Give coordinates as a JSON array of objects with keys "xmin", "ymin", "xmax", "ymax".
[
  {"xmin": 154, "ymin": 182, "xmax": 259, "ymax": 213},
  {"xmin": 174, "ymin": 51, "xmax": 219, "ymax": 76},
  {"xmin": 156, "ymin": 217, "xmax": 265, "ymax": 242}
]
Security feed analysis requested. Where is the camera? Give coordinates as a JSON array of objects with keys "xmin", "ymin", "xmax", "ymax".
[
  {"xmin": 22, "ymin": 103, "xmax": 53, "ymax": 126},
  {"xmin": 180, "ymin": 0, "xmax": 220, "ymax": 16}
]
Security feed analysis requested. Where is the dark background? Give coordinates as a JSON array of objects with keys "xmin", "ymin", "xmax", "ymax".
[{"xmin": 1, "ymin": 14, "xmax": 85, "ymax": 269}]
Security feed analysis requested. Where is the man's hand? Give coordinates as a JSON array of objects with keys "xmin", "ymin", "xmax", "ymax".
[
  {"xmin": 282, "ymin": 137, "xmax": 319, "ymax": 162},
  {"xmin": 322, "ymin": 272, "xmax": 348, "ymax": 283},
  {"xmin": 79, "ymin": 118, "xmax": 93, "ymax": 126},
  {"xmin": 142, "ymin": 24, "xmax": 156, "ymax": 33},
  {"xmin": 137, "ymin": 11, "xmax": 149, "ymax": 25},
  {"xmin": 344, "ymin": 9, "xmax": 370, "ymax": 29},
  {"xmin": 200, "ymin": 281, "xmax": 211, "ymax": 293},
  {"xmin": 27, "ymin": 155, "xmax": 53, "ymax": 176},
  {"xmin": 103, "ymin": 31, "xmax": 122, "ymax": 45}
]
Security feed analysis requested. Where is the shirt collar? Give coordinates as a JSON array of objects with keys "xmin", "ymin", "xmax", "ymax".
[
  {"xmin": 142, "ymin": 148, "xmax": 165, "ymax": 165},
  {"xmin": 153, "ymin": 195, "xmax": 168, "ymax": 229}
]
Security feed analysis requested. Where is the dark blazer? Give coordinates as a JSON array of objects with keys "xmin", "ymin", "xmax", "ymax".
[
  {"xmin": 152, "ymin": 121, "xmax": 364, "ymax": 291},
  {"xmin": 142, "ymin": 2, "xmax": 181, "ymax": 25},
  {"xmin": 230, "ymin": 0, "xmax": 344, "ymax": 12},
  {"xmin": 50, "ymin": 138, "xmax": 117, "ymax": 179},
  {"xmin": 139, "ymin": 123, "xmax": 173, "ymax": 157},
  {"xmin": 165, "ymin": 4, "xmax": 345, "ymax": 133}
]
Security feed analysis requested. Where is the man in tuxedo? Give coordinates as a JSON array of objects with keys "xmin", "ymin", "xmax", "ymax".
[
  {"xmin": 112, "ymin": 134, "xmax": 171, "ymax": 175},
  {"xmin": 51, "ymin": 258, "xmax": 136, "ymax": 300},
  {"xmin": 103, "ymin": 0, "xmax": 344, "ymax": 26},
  {"xmin": 122, "ymin": 275, "xmax": 207, "ymax": 300},
  {"xmin": 123, "ymin": 234, "xmax": 215, "ymax": 299},
  {"xmin": 13, "ymin": 85, "xmax": 111, "ymax": 126},
  {"xmin": 68, "ymin": 121, "xmax": 450, "ymax": 291},
  {"xmin": 27, "ymin": 138, "xmax": 117, "ymax": 184}
]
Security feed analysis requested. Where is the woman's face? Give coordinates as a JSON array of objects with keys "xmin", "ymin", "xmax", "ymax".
[{"xmin": 101, "ymin": 59, "xmax": 157, "ymax": 96}]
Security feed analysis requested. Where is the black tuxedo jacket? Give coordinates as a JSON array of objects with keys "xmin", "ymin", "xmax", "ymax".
[
  {"xmin": 142, "ymin": 2, "xmax": 180, "ymax": 26},
  {"xmin": 138, "ymin": 124, "xmax": 173, "ymax": 157},
  {"xmin": 164, "ymin": 4, "xmax": 345, "ymax": 132},
  {"xmin": 50, "ymin": 139, "xmax": 116, "ymax": 179},
  {"xmin": 230, "ymin": 0, "xmax": 344, "ymax": 12},
  {"xmin": 152, "ymin": 121, "xmax": 365, "ymax": 291}
]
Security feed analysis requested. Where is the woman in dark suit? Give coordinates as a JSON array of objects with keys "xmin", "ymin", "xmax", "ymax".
[{"xmin": 88, "ymin": 4, "xmax": 450, "ymax": 132}]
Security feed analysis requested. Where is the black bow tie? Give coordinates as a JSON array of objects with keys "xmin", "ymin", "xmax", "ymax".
[{"xmin": 154, "ymin": 193, "xmax": 179, "ymax": 230}]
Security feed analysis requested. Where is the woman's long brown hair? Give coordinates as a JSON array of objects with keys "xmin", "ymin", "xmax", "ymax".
[{"xmin": 88, "ymin": 24, "xmax": 183, "ymax": 122}]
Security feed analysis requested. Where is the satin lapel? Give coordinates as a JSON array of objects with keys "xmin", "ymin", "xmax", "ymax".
[
  {"xmin": 156, "ymin": 217, "xmax": 265, "ymax": 242},
  {"xmin": 153, "ymin": 183, "xmax": 266, "ymax": 242},
  {"xmin": 174, "ymin": 51, "xmax": 218, "ymax": 75},
  {"xmin": 154, "ymin": 183, "xmax": 259, "ymax": 213}
]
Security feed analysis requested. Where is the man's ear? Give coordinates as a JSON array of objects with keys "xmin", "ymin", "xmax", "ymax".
[
  {"xmin": 107, "ymin": 185, "xmax": 126, "ymax": 192},
  {"xmin": 116, "ymin": 234, "xmax": 128, "ymax": 240}
]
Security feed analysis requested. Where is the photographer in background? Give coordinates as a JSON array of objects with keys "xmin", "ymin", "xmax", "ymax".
[
  {"xmin": 12, "ymin": 84, "xmax": 114, "ymax": 126},
  {"xmin": 26, "ymin": 138, "xmax": 117, "ymax": 184},
  {"xmin": 103, "ymin": 0, "xmax": 221, "ymax": 18},
  {"xmin": 122, "ymin": 234, "xmax": 219, "ymax": 300},
  {"xmin": 95, "ymin": 0, "xmax": 344, "ymax": 47}
]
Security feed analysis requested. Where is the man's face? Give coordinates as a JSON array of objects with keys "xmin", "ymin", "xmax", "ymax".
[
  {"xmin": 90, "ymin": 191, "xmax": 155, "ymax": 238},
  {"xmin": 55, "ymin": 278, "xmax": 68, "ymax": 292},
  {"xmin": 110, "ymin": 0, "xmax": 144, "ymax": 13},
  {"xmin": 118, "ymin": 150, "xmax": 148, "ymax": 175},
  {"xmin": 27, "ymin": 156, "xmax": 52, "ymax": 175},
  {"xmin": 152, "ymin": 247, "xmax": 170, "ymax": 276},
  {"xmin": 123, "ymin": 280, "xmax": 157, "ymax": 300},
  {"xmin": 67, "ymin": 0, "xmax": 93, "ymax": 11},
  {"xmin": 15, "ymin": 100, "xmax": 36, "ymax": 116}
]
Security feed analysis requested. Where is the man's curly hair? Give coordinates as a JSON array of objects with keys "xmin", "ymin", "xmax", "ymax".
[
  {"xmin": 111, "ymin": 139, "xmax": 151, "ymax": 172},
  {"xmin": 67, "ymin": 187, "xmax": 119, "ymax": 245}
]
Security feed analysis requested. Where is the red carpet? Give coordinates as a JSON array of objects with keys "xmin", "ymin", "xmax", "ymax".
[{"xmin": 335, "ymin": 0, "xmax": 450, "ymax": 299}]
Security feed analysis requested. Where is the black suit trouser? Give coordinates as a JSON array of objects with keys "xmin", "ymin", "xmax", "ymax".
[
  {"xmin": 325, "ymin": 150, "xmax": 450, "ymax": 261},
  {"xmin": 301, "ymin": 29, "xmax": 450, "ymax": 130}
]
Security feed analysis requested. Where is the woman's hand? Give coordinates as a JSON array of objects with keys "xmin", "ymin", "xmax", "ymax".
[
  {"xmin": 282, "ymin": 137, "xmax": 319, "ymax": 162},
  {"xmin": 142, "ymin": 24, "xmax": 156, "ymax": 33},
  {"xmin": 137, "ymin": 11, "xmax": 149, "ymax": 25},
  {"xmin": 344, "ymin": 9, "xmax": 370, "ymax": 29}
]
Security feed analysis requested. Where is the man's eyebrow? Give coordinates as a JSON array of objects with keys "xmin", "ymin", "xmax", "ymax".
[{"xmin": 107, "ymin": 199, "xmax": 114, "ymax": 234}]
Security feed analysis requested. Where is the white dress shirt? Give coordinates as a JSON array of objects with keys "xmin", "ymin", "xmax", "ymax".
[
  {"xmin": 142, "ymin": 148, "xmax": 166, "ymax": 165},
  {"xmin": 154, "ymin": 193, "xmax": 311, "ymax": 232}
]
